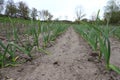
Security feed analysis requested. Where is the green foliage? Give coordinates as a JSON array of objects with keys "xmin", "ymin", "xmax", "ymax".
[
  {"xmin": 31, "ymin": 8, "xmax": 37, "ymax": 20},
  {"xmin": 109, "ymin": 64, "xmax": 120, "ymax": 74},
  {"xmin": 0, "ymin": 40, "xmax": 31, "ymax": 67},
  {"xmin": 17, "ymin": 1, "xmax": 30, "ymax": 19},
  {"xmin": 5, "ymin": 0, "xmax": 17, "ymax": 17},
  {"xmin": 74, "ymin": 24, "xmax": 98, "ymax": 51},
  {"xmin": 4, "ymin": 0, "xmax": 30, "ymax": 19},
  {"xmin": 41, "ymin": 21, "xmax": 68, "ymax": 48},
  {"xmin": 104, "ymin": 0, "xmax": 120, "ymax": 24},
  {"xmin": 74, "ymin": 10, "xmax": 120, "ymax": 74},
  {"xmin": 0, "ymin": 17, "xmax": 69, "ymax": 68},
  {"xmin": 113, "ymin": 26, "xmax": 120, "ymax": 39}
]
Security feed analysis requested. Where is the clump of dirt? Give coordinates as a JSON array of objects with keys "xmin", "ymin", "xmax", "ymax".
[{"xmin": 0, "ymin": 27, "xmax": 120, "ymax": 80}]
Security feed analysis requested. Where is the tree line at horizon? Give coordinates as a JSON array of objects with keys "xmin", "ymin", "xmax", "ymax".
[
  {"xmin": 0, "ymin": 0, "xmax": 53, "ymax": 21},
  {"xmin": 0, "ymin": 0, "xmax": 120, "ymax": 24}
]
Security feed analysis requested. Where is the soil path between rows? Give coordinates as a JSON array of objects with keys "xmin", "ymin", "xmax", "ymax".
[
  {"xmin": 0, "ymin": 27, "xmax": 120, "ymax": 80},
  {"xmin": 110, "ymin": 37, "xmax": 120, "ymax": 68}
]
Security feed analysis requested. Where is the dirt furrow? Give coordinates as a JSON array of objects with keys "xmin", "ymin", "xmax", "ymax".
[
  {"xmin": 17, "ymin": 27, "xmax": 111, "ymax": 80},
  {"xmin": 110, "ymin": 37, "xmax": 120, "ymax": 68}
]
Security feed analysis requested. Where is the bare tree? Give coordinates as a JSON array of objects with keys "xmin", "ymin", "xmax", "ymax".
[
  {"xmin": 31, "ymin": 8, "xmax": 37, "ymax": 20},
  {"xmin": 39, "ymin": 10, "xmax": 53, "ymax": 21},
  {"xmin": 91, "ymin": 12, "xmax": 97, "ymax": 21},
  {"xmin": 54, "ymin": 18, "xmax": 59, "ymax": 21},
  {"xmin": 18, "ymin": 1, "xmax": 29, "ymax": 19},
  {"xmin": 0, "ymin": 0, "xmax": 4, "ymax": 14},
  {"xmin": 75, "ymin": 6, "xmax": 86, "ymax": 21}
]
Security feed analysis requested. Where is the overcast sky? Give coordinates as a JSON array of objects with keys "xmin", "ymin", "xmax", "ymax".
[{"xmin": 13, "ymin": 0, "xmax": 109, "ymax": 21}]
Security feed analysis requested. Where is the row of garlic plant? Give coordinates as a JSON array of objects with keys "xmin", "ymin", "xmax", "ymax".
[
  {"xmin": 74, "ymin": 13, "xmax": 120, "ymax": 74},
  {"xmin": 0, "ymin": 18, "xmax": 32, "ymax": 67},
  {"xmin": 0, "ymin": 19, "xmax": 68, "ymax": 67},
  {"xmin": 113, "ymin": 26, "xmax": 120, "ymax": 40}
]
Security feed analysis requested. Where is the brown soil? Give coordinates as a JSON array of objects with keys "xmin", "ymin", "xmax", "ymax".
[
  {"xmin": 0, "ymin": 27, "xmax": 120, "ymax": 80},
  {"xmin": 110, "ymin": 37, "xmax": 120, "ymax": 68}
]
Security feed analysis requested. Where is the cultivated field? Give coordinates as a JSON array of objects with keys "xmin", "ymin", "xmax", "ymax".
[{"xmin": 0, "ymin": 17, "xmax": 120, "ymax": 80}]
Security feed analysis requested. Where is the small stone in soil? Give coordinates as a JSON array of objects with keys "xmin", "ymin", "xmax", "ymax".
[
  {"xmin": 87, "ymin": 57, "xmax": 95, "ymax": 62},
  {"xmin": 17, "ymin": 68, "xmax": 24, "ymax": 72},
  {"xmin": 42, "ymin": 74, "xmax": 45, "ymax": 76},
  {"xmin": 53, "ymin": 61, "xmax": 60, "ymax": 66}
]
